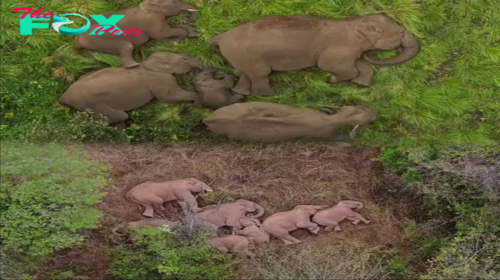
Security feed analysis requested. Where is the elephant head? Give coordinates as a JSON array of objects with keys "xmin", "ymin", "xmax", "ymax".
[
  {"xmin": 141, "ymin": 52, "xmax": 203, "ymax": 74},
  {"xmin": 236, "ymin": 199, "xmax": 265, "ymax": 218},
  {"xmin": 354, "ymin": 14, "xmax": 419, "ymax": 65},
  {"xmin": 293, "ymin": 205, "xmax": 330, "ymax": 215},
  {"xmin": 240, "ymin": 217, "xmax": 262, "ymax": 227},
  {"xmin": 140, "ymin": 0, "xmax": 198, "ymax": 17},
  {"xmin": 192, "ymin": 70, "xmax": 235, "ymax": 88},
  {"xmin": 184, "ymin": 178, "xmax": 213, "ymax": 193}
]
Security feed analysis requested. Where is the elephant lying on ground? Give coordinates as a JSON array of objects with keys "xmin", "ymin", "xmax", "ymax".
[
  {"xmin": 312, "ymin": 200, "xmax": 371, "ymax": 231},
  {"xmin": 194, "ymin": 199, "xmax": 265, "ymax": 231},
  {"xmin": 202, "ymin": 102, "xmax": 377, "ymax": 142},
  {"xmin": 210, "ymin": 235, "xmax": 255, "ymax": 258},
  {"xmin": 112, "ymin": 218, "xmax": 178, "ymax": 236},
  {"xmin": 192, "ymin": 70, "xmax": 246, "ymax": 110},
  {"xmin": 59, "ymin": 52, "xmax": 203, "ymax": 129},
  {"xmin": 74, "ymin": 0, "xmax": 198, "ymax": 68},
  {"xmin": 125, "ymin": 178, "xmax": 213, "ymax": 218},
  {"xmin": 209, "ymin": 14, "xmax": 419, "ymax": 96},
  {"xmin": 261, "ymin": 205, "xmax": 330, "ymax": 245},
  {"xmin": 233, "ymin": 218, "xmax": 270, "ymax": 249}
]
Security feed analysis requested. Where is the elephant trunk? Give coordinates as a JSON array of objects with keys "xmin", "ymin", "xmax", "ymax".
[
  {"xmin": 362, "ymin": 30, "xmax": 419, "ymax": 66},
  {"xmin": 247, "ymin": 204, "xmax": 265, "ymax": 218}
]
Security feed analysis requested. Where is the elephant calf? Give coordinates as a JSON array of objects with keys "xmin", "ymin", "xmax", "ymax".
[
  {"xmin": 192, "ymin": 70, "xmax": 246, "ymax": 110},
  {"xmin": 312, "ymin": 200, "xmax": 371, "ymax": 232},
  {"xmin": 202, "ymin": 102, "xmax": 377, "ymax": 142},
  {"xmin": 112, "ymin": 218, "xmax": 178, "ymax": 236},
  {"xmin": 233, "ymin": 218, "xmax": 270, "ymax": 249},
  {"xmin": 261, "ymin": 205, "xmax": 330, "ymax": 245},
  {"xmin": 210, "ymin": 235, "xmax": 255, "ymax": 258},
  {"xmin": 125, "ymin": 178, "xmax": 213, "ymax": 218},
  {"xmin": 74, "ymin": 0, "xmax": 198, "ymax": 68},
  {"xmin": 59, "ymin": 52, "xmax": 203, "ymax": 129}
]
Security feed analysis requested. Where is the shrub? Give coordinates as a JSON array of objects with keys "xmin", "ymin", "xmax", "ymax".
[
  {"xmin": 0, "ymin": 143, "xmax": 109, "ymax": 279},
  {"xmin": 110, "ymin": 225, "xmax": 232, "ymax": 280}
]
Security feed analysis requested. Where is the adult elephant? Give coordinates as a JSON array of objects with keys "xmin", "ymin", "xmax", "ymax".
[
  {"xmin": 59, "ymin": 52, "xmax": 203, "ymax": 129},
  {"xmin": 209, "ymin": 14, "xmax": 419, "ymax": 96},
  {"xmin": 193, "ymin": 199, "xmax": 265, "ymax": 230}
]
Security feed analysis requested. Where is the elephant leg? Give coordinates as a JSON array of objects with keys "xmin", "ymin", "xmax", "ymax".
[
  {"xmin": 247, "ymin": 68, "xmax": 274, "ymax": 96},
  {"xmin": 142, "ymin": 204, "xmax": 155, "ymax": 218},
  {"xmin": 145, "ymin": 24, "xmax": 190, "ymax": 40},
  {"xmin": 231, "ymin": 74, "xmax": 252, "ymax": 96},
  {"xmin": 347, "ymin": 213, "xmax": 371, "ymax": 224},
  {"xmin": 170, "ymin": 24, "xmax": 198, "ymax": 38},
  {"xmin": 350, "ymin": 60, "xmax": 374, "ymax": 87},
  {"xmin": 177, "ymin": 201, "xmax": 189, "ymax": 214},
  {"xmin": 111, "ymin": 121, "xmax": 127, "ymax": 131},
  {"xmin": 269, "ymin": 227, "xmax": 302, "ymax": 245},
  {"xmin": 318, "ymin": 51, "xmax": 359, "ymax": 84},
  {"xmin": 214, "ymin": 244, "xmax": 229, "ymax": 254},
  {"xmin": 154, "ymin": 87, "xmax": 199, "ymax": 104},
  {"xmin": 180, "ymin": 193, "xmax": 202, "ymax": 214},
  {"xmin": 296, "ymin": 221, "xmax": 320, "ymax": 235},
  {"xmin": 229, "ymin": 93, "xmax": 246, "ymax": 104},
  {"xmin": 322, "ymin": 221, "xmax": 341, "ymax": 232},
  {"xmin": 81, "ymin": 103, "xmax": 129, "ymax": 125},
  {"xmin": 78, "ymin": 38, "xmax": 139, "ymax": 69}
]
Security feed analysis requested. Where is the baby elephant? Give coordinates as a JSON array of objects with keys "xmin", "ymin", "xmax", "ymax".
[
  {"xmin": 112, "ymin": 218, "xmax": 178, "ymax": 236},
  {"xmin": 192, "ymin": 70, "xmax": 246, "ymax": 110},
  {"xmin": 233, "ymin": 218, "xmax": 270, "ymax": 249},
  {"xmin": 312, "ymin": 200, "xmax": 371, "ymax": 232},
  {"xmin": 210, "ymin": 235, "xmax": 255, "ymax": 258},
  {"xmin": 126, "ymin": 178, "xmax": 213, "ymax": 218}
]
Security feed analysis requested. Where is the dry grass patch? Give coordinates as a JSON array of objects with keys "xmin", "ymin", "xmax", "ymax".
[{"xmin": 80, "ymin": 143, "xmax": 418, "ymax": 278}]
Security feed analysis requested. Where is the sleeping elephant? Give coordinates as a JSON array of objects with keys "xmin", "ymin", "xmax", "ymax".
[
  {"xmin": 202, "ymin": 102, "xmax": 377, "ymax": 142},
  {"xmin": 312, "ymin": 200, "xmax": 371, "ymax": 232},
  {"xmin": 125, "ymin": 178, "xmax": 213, "ymax": 218},
  {"xmin": 74, "ymin": 0, "xmax": 198, "ymax": 69},
  {"xmin": 59, "ymin": 52, "xmax": 203, "ymax": 129},
  {"xmin": 260, "ymin": 205, "xmax": 330, "ymax": 245},
  {"xmin": 209, "ymin": 14, "xmax": 419, "ymax": 96},
  {"xmin": 192, "ymin": 70, "xmax": 246, "ymax": 110},
  {"xmin": 193, "ymin": 199, "xmax": 265, "ymax": 231}
]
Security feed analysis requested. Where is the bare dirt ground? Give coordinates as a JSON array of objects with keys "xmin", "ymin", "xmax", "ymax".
[{"xmin": 40, "ymin": 143, "xmax": 421, "ymax": 279}]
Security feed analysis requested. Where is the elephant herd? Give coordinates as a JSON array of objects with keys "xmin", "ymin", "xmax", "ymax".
[
  {"xmin": 113, "ymin": 178, "xmax": 371, "ymax": 257},
  {"xmin": 57, "ymin": 0, "xmax": 419, "ymax": 143}
]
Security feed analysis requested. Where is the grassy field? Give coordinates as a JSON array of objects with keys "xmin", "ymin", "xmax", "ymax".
[{"xmin": 2, "ymin": 0, "xmax": 499, "ymax": 146}]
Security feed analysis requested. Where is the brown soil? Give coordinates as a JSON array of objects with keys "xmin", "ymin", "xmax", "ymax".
[{"xmin": 40, "ymin": 142, "xmax": 419, "ymax": 280}]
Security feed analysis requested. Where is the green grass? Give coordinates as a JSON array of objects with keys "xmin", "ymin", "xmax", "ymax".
[{"xmin": 1, "ymin": 0, "xmax": 499, "ymax": 146}]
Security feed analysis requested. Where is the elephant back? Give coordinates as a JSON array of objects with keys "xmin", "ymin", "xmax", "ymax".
[{"xmin": 203, "ymin": 102, "xmax": 325, "ymax": 141}]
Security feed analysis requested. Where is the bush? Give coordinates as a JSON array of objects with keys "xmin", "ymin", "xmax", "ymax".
[
  {"xmin": 0, "ymin": 143, "xmax": 109, "ymax": 279},
  {"xmin": 110, "ymin": 225, "xmax": 232, "ymax": 280},
  {"xmin": 247, "ymin": 244, "xmax": 388, "ymax": 280}
]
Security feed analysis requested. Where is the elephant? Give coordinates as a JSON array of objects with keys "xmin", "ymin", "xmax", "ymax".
[
  {"xmin": 59, "ymin": 52, "xmax": 203, "ymax": 129},
  {"xmin": 111, "ymin": 218, "xmax": 178, "ymax": 236},
  {"xmin": 260, "ymin": 205, "xmax": 330, "ymax": 245},
  {"xmin": 209, "ymin": 235, "xmax": 255, "ymax": 258},
  {"xmin": 202, "ymin": 102, "xmax": 377, "ymax": 142},
  {"xmin": 209, "ymin": 14, "xmax": 419, "ymax": 96},
  {"xmin": 192, "ymin": 70, "xmax": 246, "ymax": 110},
  {"xmin": 193, "ymin": 199, "xmax": 265, "ymax": 231},
  {"xmin": 125, "ymin": 178, "xmax": 213, "ymax": 218},
  {"xmin": 233, "ymin": 218, "xmax": 270, "ymax": 249},
  {"xmin": 312, "ymin": 200, "xmax": 371, "ymax": 232},
  {"xmin": 74, "ymin": 0, "xmax": 198, "ymax": 69}
]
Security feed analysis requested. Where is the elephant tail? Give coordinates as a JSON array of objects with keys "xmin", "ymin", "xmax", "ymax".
[{"xmin": 125, "ymin": 191, "xmax": 143, "ymax": 211}]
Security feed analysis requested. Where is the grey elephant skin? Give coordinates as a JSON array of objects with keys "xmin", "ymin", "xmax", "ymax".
[
  {"xmin": 59, "ymin": 52, "xmax": 203, "ymax": 128},
  {"xmin": 125, "ymin": 178, "xmax": 213, "ymax": 218},
  {"xmin": 261, "ymin": 205, "xmax": 330, "ymax": 245},
  {"xmin": 193, "ymin": 199, "xmax": 265, "ymax": 231},
  {"xmin": 202, "ymin": 102, "xmax": 377, "ymax": 142},
  {"xmin": 74, "ymin": 0, "xmax": 198, "ymax": 69},
  {"xmin": 192, "ymin": 70, "xmax": 246, "ymax": 110},
  {"xmin": 112, "ymin": 218, "xmax": 178, "ymax": 236},
  {"xmin": 233, "ymin": 218, "xmax": 270, "ymax": 248},
  {"xmin": 312, "ymin": 200, "xmax": 371, "ymax": 232},
  {"xmin": 209, "ymin": 14, "xmax": 419, "ymax": 96}
]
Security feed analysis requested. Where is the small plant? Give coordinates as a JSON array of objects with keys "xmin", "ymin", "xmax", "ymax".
[{"xmin": 110, "ymin": 225, "xmax": 232, "ymax": 280}]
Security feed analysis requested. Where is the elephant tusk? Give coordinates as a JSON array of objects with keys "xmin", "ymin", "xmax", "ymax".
[
  {"xmin": 349, "ymin": 124, "xmax": 360, "ymax": 139},
  {"xmin": 187, "ymin": 9, "xmax": 198, "ymax": 12}
]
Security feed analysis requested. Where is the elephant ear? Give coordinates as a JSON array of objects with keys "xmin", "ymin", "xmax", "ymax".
[
  {"xmin": 355, "ymin": 20, "xmax": 383, "ymax": 47},
  {"xmin": 140, "ymin": 0, "xmax": 162, "ymax": 12}
]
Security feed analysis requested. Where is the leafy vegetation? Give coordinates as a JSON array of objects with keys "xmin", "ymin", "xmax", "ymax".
[
  {"xmin": 0, "ymin": 142, "xmax": 109, "ymax": 279},
  {"xmin": 110, "ymin": 226, "xmax": 232, "ymax": 280},
  {"xmin": 2, "ymin": 0, "xmax": 499, "ymax": 145}
]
